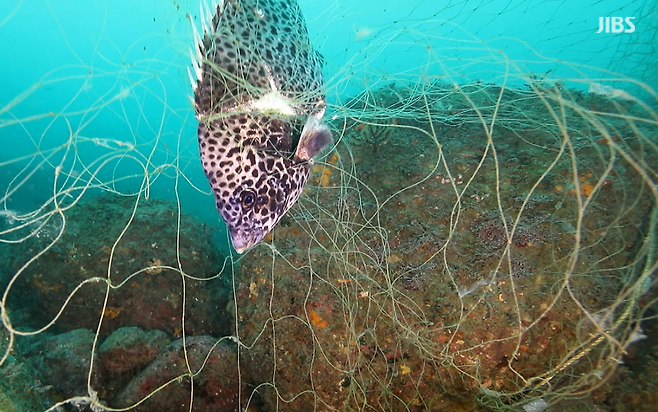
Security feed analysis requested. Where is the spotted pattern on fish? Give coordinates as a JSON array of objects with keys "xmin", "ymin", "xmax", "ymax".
[{"xmin": 190, "ymin": 0, "xmax": 331, "ymax": 253}]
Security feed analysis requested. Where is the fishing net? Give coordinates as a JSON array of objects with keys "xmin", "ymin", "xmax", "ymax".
[{"xmin": 1, "ymin": 1, "xmax": 657, "ymax": 412}]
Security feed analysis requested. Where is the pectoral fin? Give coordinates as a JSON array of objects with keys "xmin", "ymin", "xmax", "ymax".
[{"xmin": 295, "ymin": 115, "xmax": 332, "ymax": 161}]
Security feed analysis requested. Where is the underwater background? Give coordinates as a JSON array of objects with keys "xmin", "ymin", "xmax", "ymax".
[
  {"xmin": 1, "ymin": 1, "xmax": 657, "ymax": 411},
  {"xmin": 1, "ymin": 0, "xmax": 655, "ymax": 236}
]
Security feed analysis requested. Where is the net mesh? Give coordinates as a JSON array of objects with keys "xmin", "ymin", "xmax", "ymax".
[{"xmin": 1, "ymin": 1, "xmax": 657, "ymax": 411}]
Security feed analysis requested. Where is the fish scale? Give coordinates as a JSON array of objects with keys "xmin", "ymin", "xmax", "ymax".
[{"xmin": 190, "ymin": 0, "xmax": 331, "ymax": 253}]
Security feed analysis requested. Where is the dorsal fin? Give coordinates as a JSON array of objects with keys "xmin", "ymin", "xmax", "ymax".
[{"xmin": 191, "ymin": 0, "xmax": 326, "ymax": 119}]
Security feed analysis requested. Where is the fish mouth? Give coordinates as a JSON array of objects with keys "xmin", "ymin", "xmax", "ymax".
[
  {"xmin": 233, "ymin": 239, "xmax": 254, "ymax": 254},
  {"xmin": 229, "ymin": 228, "xmax": 262, "ymax": 254}
]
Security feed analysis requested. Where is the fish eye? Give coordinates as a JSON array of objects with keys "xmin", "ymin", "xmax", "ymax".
[{"xmin": 240, "ymin": 191, "xmax": 256, "ymax": 208}]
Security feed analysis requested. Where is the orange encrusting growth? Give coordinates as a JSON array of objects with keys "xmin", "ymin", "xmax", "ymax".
[
  {"xmin": 309, "ymin": 310, "xmax": 328, "ymax": 329},
  {"xmin": 103, "ymin": 306, "xmax": 124, "ymax": 319},
  {"xmin": 580, "ymin": 182, "xmax": 594, "ymax": 197},
  {"xmin": 312, "ymin": 152, "xmax": 340, "ymax": 187}
]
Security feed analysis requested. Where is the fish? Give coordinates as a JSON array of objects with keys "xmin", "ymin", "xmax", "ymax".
[{"xmin": 189, "ymin": 0, "xmax": 332, "ymax": 254}]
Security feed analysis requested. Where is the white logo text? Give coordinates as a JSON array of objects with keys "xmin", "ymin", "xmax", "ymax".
[{"xmin": 597, "ymin": 17, "xmax": 635, "ymax": 33}]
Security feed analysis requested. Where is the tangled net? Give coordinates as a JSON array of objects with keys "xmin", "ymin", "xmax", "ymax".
[{"xmin": 1, "ymin": 1, "xmax": 657, "ymax": 411}]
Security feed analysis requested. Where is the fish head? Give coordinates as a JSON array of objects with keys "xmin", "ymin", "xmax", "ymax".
[{"xmin": 214, "ymin": 150, "xmax": 310, "ymax": 254}]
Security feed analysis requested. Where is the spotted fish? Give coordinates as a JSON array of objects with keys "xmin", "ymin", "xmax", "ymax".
[{"xmin": 189, "ymin": 0, "xmax": 332, "ymax": 253}]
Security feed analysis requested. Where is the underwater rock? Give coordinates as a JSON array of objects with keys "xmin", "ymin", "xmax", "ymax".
[
  {"xmin": 99, "ymin": 327, "xmax": 170, "ymax": 374},
  {"xmin": 230, "ymin": 120, "xmax": 467, "ymax": 411},
  {"xmin": 3, "ymin": 196, "xmax": 231, "ymax": 338},
  {"xmin": 0, "ymin": 326, "xmax": 51, "ymax": 412},
  {"xmin": 22, "ymin": 328, "xmax": 102, "ymax": 399},
  {"xmin": 229, "ymin": 84, "xmax": 654, "ymax": 411},
  {"xmin": 0, "ymin": 354, "xmax": 51, "ymax": 412},
  {"xmin": 114, "ymin": 335, "xmax": 243, "ymax": 412}
]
